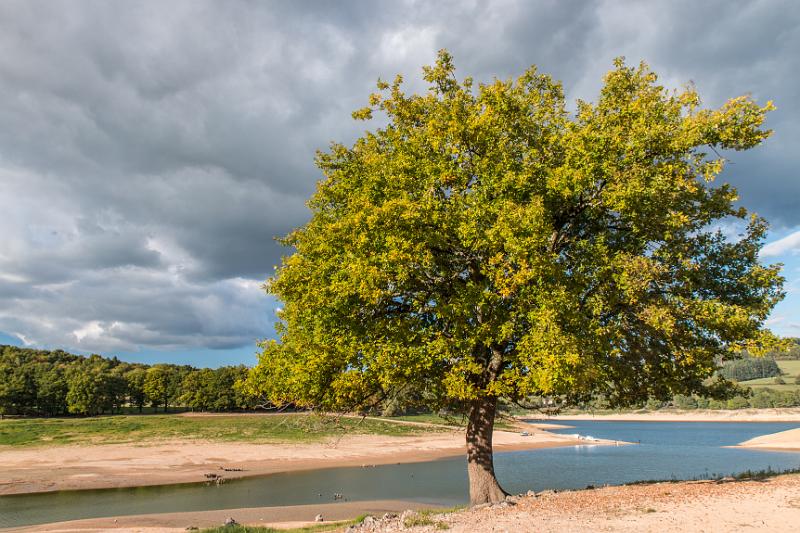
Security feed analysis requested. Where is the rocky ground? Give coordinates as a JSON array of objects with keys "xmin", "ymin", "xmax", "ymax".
[{"xmin": 346, "ymin": 473, "xmax": 800, "ymax": 532}]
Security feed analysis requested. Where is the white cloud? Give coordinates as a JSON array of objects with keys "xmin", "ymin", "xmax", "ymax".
[
  {"xmin": 73, "ymin": 321, "xmax": 104, "ymax": 343},
  {"xmin": 14, "ymin": 333, "xmax": 33, "ymax": 346},
  {"xmin": 761, "ymin": 230, "xmax": 800, "ymax": 258},
  {"xmin": 0, "ymin": 0, "xmax": 797, "ymax": 358}
]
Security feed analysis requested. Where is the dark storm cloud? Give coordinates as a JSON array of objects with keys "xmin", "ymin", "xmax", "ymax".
[{"xmin": 0, "ymin": 0, "xmax": 797, "ymax": 355}]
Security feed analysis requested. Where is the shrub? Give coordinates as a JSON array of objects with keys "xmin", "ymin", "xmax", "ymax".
[
  {"xmin": 726, "ymin": 396, "xmax": 750, "ymax": 410},
  {"xmin": 673, "ymin": 394, "xmax": 698, "ymax": 409}
]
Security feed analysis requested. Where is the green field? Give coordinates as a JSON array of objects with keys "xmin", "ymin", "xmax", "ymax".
[
  {"xmin": 0, "ymin": 413, "xmax": 444, "ymax": 447},
  {"xmin": 740, "ymin": 359, "xmax": 800, "ymax": 391},
  {"xmin": 776, "ymin": 360, "xmax": 800, "ymax": 375}
]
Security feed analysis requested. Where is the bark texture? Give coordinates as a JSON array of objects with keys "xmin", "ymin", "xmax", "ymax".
[{"xmin": 466, "ymin": 396, "xmax": 509, "ymax": 505}]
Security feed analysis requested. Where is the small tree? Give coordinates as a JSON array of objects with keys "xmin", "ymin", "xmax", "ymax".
[{"xmin": 245, "ymin": 52, "xmax": 783, "ymax": 504}]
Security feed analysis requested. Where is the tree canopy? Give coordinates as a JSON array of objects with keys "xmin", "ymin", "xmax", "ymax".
[
  {"xmin": 245, "ymin": 51, "xmax": 783, "ymax": 504},
  {"xmin": 0, "ymin": 345, "xmax": 253, "ymax": 417}
]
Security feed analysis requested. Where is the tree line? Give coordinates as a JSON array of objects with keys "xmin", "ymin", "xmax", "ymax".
[
  {"xmin": 718, "ymin": 356, "xmax": 782, "ymax": 382},
  {"xmin": 0, "ymin": 345, "xmax": 256, "ymax": 417}
]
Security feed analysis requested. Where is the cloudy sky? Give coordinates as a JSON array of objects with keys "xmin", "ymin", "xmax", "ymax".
[{"xmin": 0, "ymin": 0, "xmax": 798, "ymax": 367}]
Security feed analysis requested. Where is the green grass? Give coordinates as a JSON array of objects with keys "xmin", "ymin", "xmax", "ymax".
[
  {"xmin": 777, "ymin": 360, "xmax": 800, "ymax": 376},
  {"xmin": 0, "ymin": 413, "xmax": 442, "ymax": 447},
  {"xmin": 739, "ymin": 360, "xmax": 800, "ymax": 392},
  {"xmin": 739, "ymin": 359, "xmax": 800, "ymax": 391},
  {"xmin": 625, "ymin": 465, "xmax": 800, "ymax": 486},
  {"xmin": 402, "ymin": 515, "xmax": 449, "ymax": 529},
  {"xmin": 743, "ymin": 383, "xmax": 800, "ymax": 392},
  {"xmin": 400, "ymin": 507, "xmax": 462, "ymax": 530}
]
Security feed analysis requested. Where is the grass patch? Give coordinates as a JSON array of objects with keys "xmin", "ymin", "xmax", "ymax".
[
  {"xmin": 0, "ymin": 413, "xmax": 443, "ymax": 447},
  {"xmin": 777, "ymin": 360, "xmax": 800, "ymax": 376},
  {"xmin": 743, "ymin": 383, "xmax": 800, "ymax": 392},
  {"xmin": 731, "ymin": 466, "xmax": 800, "ymax": 481},
  {"xmin": 401, "ymin": 506, "xmax": 463, "ymax": 529},
  {"xmin": 403, "ymin": 515, "xmax": 449, "ymax": 529},
  {"xmin": 625, "ymin": 466, "xmax": 800, "ymax": 486},
  {"xmin": 739, "ymin": 360, "xmax": 800, "ymax": 391}
]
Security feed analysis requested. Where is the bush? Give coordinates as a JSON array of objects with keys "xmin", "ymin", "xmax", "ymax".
[
  {"xmin": 673, "ymin": 394, "xmax": 698, "ymax": 409},
  {"xmin": 726, "ymin": 396, "xmax": 750, "ymax": 410},
  {"xmin": 645, "ymin": 398, "xmax": 664, "ymax": 410},
  {"xmin": 750, "ymin": 390, "xmax": 774, "ymax": 408},
  {"xmin": 774, "ymin": 376, "xmax": 786, "ymax": 385}
]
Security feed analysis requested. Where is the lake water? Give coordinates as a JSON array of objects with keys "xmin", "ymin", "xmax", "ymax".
[{"xmin": 1, "ymin": 420, "xmax": 799, "ymax": 528}]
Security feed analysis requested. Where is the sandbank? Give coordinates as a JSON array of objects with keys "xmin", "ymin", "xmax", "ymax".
[
  {"xmin": 10, "ymin": 474, "xmax": 800, "ymax": 532},
  {"xmin": 4, "ymin": 500, "xmax": 429, "ymax": 532},
  {"xmin": 0, "ymin": 426, "xmax": 607, "ymax": 496},
  {"xmin": 737, "ymin": 427, "xmax": 800, "ymax": 451}
]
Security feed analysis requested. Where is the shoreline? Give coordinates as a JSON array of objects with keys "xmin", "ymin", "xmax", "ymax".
[
  {"xmin": 3, "ymin": 499, "xmax": 433, "ymax": 532},
  {"xmin": 0, "ymin": 426, "xmax": 610, "ymax": 497},
  {"xmin": 735, "ymin": 427, "xmax": 800, "ymax": 452},
  {"xmin": 530, "ymin": 407, "xmax": 800, "ymax": 423},
  {"xmin": 398, "ymin": 473, "xmax": 800, "ymax": 532},
  {"xmin": 10, "ymin": 474, "xmax": 800, "ymax": 532}
]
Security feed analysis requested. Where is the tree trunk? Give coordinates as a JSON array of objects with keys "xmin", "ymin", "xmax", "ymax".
[{"xmin": 466, "ymin": 396, "xmax": 508, "ymax": 505}]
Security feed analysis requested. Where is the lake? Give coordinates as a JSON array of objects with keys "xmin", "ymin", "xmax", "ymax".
[{"xmin": 1, "ymin": 420, "xmax": 799, "ymax": 528}]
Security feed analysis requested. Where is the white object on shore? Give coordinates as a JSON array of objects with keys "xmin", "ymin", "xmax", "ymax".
[{"xmin": 568, "ymin": 433, "xmax": 600, "ymax": 442}]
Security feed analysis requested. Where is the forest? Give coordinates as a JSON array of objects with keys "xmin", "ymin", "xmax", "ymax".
[
  {"xmin": 0, "ymin": 345, "xmax": 256, "ymax": 416},
  {"xmin": 2, "ymin": 340, "xmax": 799, "ymax": 417}
]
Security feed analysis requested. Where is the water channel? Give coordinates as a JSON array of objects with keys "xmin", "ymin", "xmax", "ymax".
[{"xmin": 2, "ymin": 421, "xmax": 799, "ymax": 528}]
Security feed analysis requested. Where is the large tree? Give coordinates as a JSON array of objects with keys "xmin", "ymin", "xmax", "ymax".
[
  {"xmin": 143, "ymin": 365, "xmax": 181, "ymax": 413},
  {"xmin": 246, "ymin": 52, "xmax": 783, "ymax": 504}
]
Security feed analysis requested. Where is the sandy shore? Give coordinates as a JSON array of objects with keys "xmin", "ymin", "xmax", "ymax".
[
  {"xmin": 382, "ymin": 473, "xmax": 800, "ymax": 533},
  {"xmin": 738, "ymin": 427, "xmax": 800, "ymax": 451},
  {"xmin": 5, "ymin": 500, "xmax": 430, "ymax": 533},
  {"xmin": 533, "ymin": 407, "xmax": 800, "ymax": 423},
  {"xmin": 0, "ymin": 425, "xmax": 609, "ymax": 496},
  {"xmin": 12, "ymin": 475, "xmax": 800, "ymax": 532}
]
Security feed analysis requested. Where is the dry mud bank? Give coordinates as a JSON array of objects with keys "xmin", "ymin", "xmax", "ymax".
[{"xmin": 0, "ymin": 425, "xmax": 606, "ymax": 496}]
